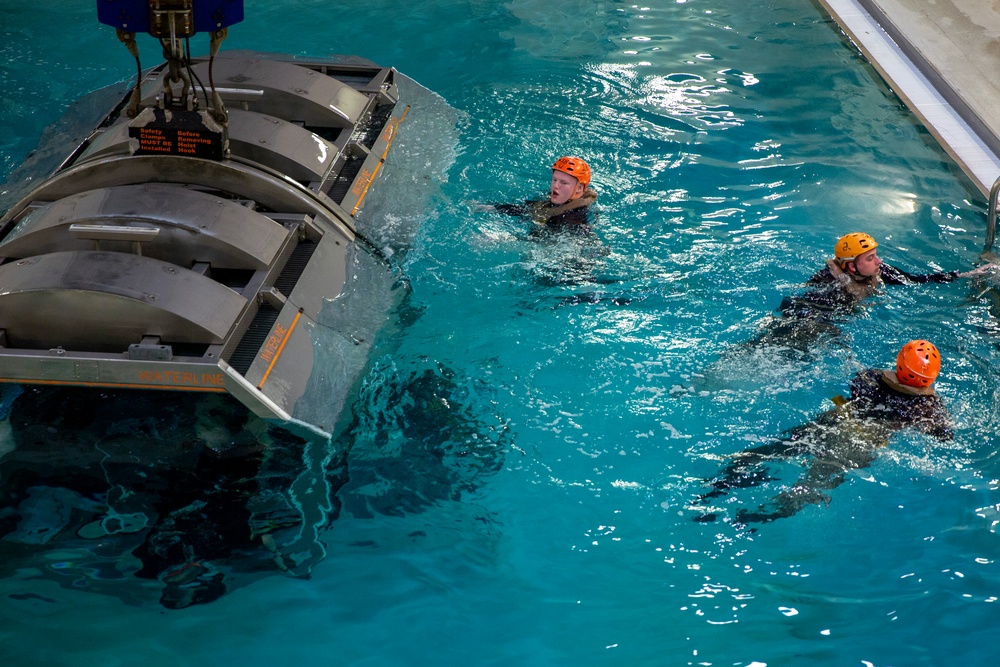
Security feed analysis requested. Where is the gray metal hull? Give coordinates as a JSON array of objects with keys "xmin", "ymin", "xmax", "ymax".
[{"xmin": 0, "ymin": 52, "xmax": 412, "ymax": 435}]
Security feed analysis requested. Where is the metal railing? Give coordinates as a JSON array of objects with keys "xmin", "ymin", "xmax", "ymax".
[{"xmin": 985, "ymin": 175, "xmax": 1000, "ymax": 255}]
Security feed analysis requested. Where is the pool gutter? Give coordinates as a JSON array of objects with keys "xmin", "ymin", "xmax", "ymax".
[{"xmin": 816, "ymin": 0, "xmax": 1000, "ymax": 198}]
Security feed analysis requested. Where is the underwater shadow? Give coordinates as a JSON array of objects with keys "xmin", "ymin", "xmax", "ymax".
[
  {"xmin": 0, "ymin": 364, "xmax": 509, "ymax": 609},
  {"xmin": 0, "ymin": 387, "xmax": 345, "ymax": 609}
]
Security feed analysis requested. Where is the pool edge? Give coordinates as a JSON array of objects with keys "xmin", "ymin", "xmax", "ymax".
[{"xmin": 815, "ymin": 0, "xmax": 1000, "ymax": 198}]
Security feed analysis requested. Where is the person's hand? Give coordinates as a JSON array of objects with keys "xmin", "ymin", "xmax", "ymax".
[{"xmin": 957, "ymin": 263, "xmax": 1000, "ymax": 278}]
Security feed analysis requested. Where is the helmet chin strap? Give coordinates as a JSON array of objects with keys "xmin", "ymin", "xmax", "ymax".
[{"xmin": 845, "ymin": 261, "xmax": 880, "ymax": 284}]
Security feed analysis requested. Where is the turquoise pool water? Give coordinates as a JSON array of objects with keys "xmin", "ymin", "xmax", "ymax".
[{"xmin": 2, "ymin": 1, "xmax": 1000, "ymax": 665}]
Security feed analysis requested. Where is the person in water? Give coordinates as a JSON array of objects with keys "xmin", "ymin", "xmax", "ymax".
[
  {"xmin": 693, "ymin": 339, "xmax": 953, "ymax": 525},
  {"xmin": 492, "ymin": 155, "xmax": 598, "ymax": 234},
  {"xmin": 788, "ymin": 232, "xmax": 988, "ymax": 313},
  {"xmin": 749, "ymin": 232, "xmax": 994, "ymax": 352}
]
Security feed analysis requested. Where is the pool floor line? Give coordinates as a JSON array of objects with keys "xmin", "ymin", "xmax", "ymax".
[{"xmin": 816, "ymin": 0, "xmax": 1000, "ymax": 198}]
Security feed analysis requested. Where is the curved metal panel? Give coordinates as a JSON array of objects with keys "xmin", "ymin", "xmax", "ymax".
[
  {"xmin": 0, "ymin": 251, "xmax": 247, "ymax": 350},
  {"xmin": 0, "ymin": 155, "xmax": 356, "ymax": 242},
  {"xmin": 225, "ymin": 109, "xmax": 341, "ymax": 182},
  {"xmin": 186, "ymin": 57, "xmax": 371, "ymax": 128},
  {"xmin": 0, "ymin": 184, "xmax": 291, "ymax": 269}
]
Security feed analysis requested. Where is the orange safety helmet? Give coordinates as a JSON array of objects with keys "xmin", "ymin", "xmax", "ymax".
[
  {"xmin": 895, "ymin": 340, "xmax": 941, "ymax": 388},
  {"xmin": 552, "ymin": 156, "xmax": 592, "ymax": 189},
  {"xmin": 834, "ymin": 232, "xmax": 878, "ymax": 267}
]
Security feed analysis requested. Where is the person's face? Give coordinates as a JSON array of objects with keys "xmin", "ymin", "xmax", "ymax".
[
  {"xmin": 550, "ymin": 170, "xmax": 583, "ymax": 205},
  {"xmin": 851, "ymin": 248, "xmax": 882, "ymax": 277}
]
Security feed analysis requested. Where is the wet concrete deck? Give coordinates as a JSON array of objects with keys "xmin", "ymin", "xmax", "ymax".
[{"xmin": 816, "ymin": 0, "xmax": 1000, "ymax": 197}]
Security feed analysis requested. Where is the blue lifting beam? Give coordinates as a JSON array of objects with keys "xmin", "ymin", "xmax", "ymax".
[{"xmin": 97, "ymin": 0, "xmax": 244, "ymax": 34}]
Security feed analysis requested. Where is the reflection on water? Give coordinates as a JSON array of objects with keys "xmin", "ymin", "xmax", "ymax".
[
  {"xmin": 0, "ymin": 355, "xmax": 509, "ymax": 609},
  {"xmin": 0, "ymin": 388, "xmax": 336, "ymax": 608}
]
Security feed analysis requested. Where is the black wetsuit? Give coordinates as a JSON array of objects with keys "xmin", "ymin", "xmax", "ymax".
[
  {"xmin": 844, "ymin": 368, "xmax": 953, "ymax": 440},
  {"xmin": 494, "ymin": 188, "xmax": 598, "ymax": 237},
  {"xmin": 694, "ymin": 368, "xmax": 953, "ymax": 524},
  {"xmin": 746, "ymin": 263, "xmax": 961, "ymax": 353},
  {"xmin": 780, "ymin": 263, "xmax": 959, "ymax": 320}
]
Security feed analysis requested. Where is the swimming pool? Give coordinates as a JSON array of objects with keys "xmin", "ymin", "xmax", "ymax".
[{"xmin": 1, "ymin": 1, "xmax": 999, "ymax": 665}]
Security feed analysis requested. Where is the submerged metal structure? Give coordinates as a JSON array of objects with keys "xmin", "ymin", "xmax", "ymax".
[{"xmin": 0, "ymin": 1, "xmax": 409, "ymax": 433}]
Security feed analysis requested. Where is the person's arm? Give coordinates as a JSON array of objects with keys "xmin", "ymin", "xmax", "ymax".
[
  {"xmin": 806, "ymin": 263, "xmax": 837, "ymax": 285},
  {"xmin": 879, "ymin": 263, "xmax": 958, "ymax": 285},
  {"xmin": 926, "ymin": 421, "xmax": 954, "ymax": 441},
  {"xmin": 917, "ymin": 397, "xmax": 954, "ymax": 441},
  {"xmin": 492, "ymin": 201, "xmax": 532, "ymax": 216},
  {"xmin": 956, "ymin": 263, "xmax": 1000, "ymax": 279}
]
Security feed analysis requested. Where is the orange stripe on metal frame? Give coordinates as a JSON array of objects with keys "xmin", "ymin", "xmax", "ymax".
[
  {"xmin": 258, "ymin": 309, "xmax": 303, "ymax": 389},
  {"xmin": 351, "ymin": 105, "xmax": 411, "ymax": 216}
]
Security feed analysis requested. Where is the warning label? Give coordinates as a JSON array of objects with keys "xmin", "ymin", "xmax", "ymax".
[{"xmin": 129, "ymin": 108, "xmax": 225, "ymax": 160}]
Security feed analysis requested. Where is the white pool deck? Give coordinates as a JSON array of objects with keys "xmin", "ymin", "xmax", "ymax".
[{"xmin": 817, "ymin": 0, "xmax": 1000, "ymax": 198}]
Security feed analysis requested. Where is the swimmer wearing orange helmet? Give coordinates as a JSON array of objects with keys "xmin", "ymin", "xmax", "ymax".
[
  {"xmin": 733, "ymin": 232, "xmax": 984, "ymax": 356},
  {"xmin": 765, "ymin": 232, "xmax": 996, "ymax": 346},
  {"xmin": 493, "ymin": 156, "xmax": 598, "ymax": 232},
  {"xmin": 818, "ymin": 231, "xmax": 994, "ymax": 292},
  {"xmin": 883, "ymin": 338, "xmax": 942, "ymax": 394},
  {"xmin": 549, "ymin": 156, "xmax": 592, "ymax": 206},
  {"xmin": 694, "ymin": 339, "xmax": 953, "ymax": 525}
]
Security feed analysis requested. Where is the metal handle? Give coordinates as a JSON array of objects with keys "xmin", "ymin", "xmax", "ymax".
[
  {"xmin": 985, "ymin": 176, "xmax": 1000, "ymax": 255},
  {"xmin": 69, "ymin": 223, "xmax": 160, "ymax": 256}
]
